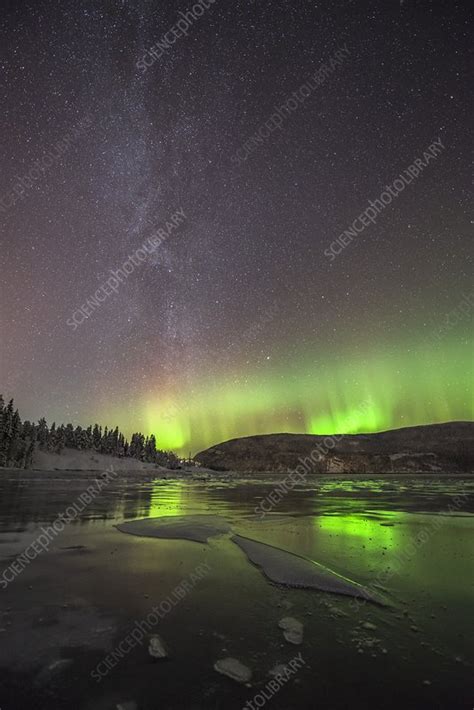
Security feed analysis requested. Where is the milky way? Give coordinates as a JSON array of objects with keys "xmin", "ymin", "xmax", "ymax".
[{"xmin": 1, "ymin": 0, "xmax": 472, "ymax": 454}]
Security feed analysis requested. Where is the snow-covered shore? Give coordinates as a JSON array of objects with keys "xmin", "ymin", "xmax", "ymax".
[
  {"xmin": 0, "ymin": 447, "xmax": 220, "ymax": 478},
  {"xmin": 31, "ymin": 448, "xmax": 163, "ymax": 472}
]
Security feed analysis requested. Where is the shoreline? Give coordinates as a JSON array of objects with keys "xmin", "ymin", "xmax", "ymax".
[{"xmin": 1, "ymin": 468, "xmax": 472, "ymax": 479}]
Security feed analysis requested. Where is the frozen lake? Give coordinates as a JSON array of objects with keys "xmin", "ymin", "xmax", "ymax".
[{"xmin": 0, "ymin": 472, "xmax": 472, "ymax": 709}]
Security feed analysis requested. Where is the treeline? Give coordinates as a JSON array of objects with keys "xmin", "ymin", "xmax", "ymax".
[{"xmin": 0, "ymin": 396, "xmax": 180, "ymax": 469}]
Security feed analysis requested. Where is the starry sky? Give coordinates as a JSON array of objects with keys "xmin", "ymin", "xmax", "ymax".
[{"xmin": 1, "ymin": 0, "xmax": 472, "ymax": 455}]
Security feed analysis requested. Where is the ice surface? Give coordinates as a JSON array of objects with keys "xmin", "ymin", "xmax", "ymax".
[
  {"xmin": 231, "ymin": 534, "xmax": 383, "ymax": 603},
  {"xmin": 116, "ymin": 515, "xmax": 231, "ymax": 543},
  {"xmin": 116, "ymin": 516, "xmax": 384, "ymax": 603}
]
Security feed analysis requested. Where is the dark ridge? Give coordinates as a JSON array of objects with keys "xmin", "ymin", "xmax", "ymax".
[{"xmin": 194, "ymin": 422, "xmax": 474, "ymax": 473}]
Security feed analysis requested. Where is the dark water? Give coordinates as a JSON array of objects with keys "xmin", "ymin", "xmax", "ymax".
[{"xmin": 0, "ymin": 472, "xmax": 472, "ymax": 709}]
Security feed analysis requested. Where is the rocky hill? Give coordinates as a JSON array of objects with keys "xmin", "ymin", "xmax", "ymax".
[{"xmin": 194, "ymin": 422, "xmax": 474, "ymax": 473}]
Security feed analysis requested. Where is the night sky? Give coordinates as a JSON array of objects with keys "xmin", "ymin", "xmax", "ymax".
[{"xmin": 1, "ymin": 0, "xmax": 472, "ymax": 454}]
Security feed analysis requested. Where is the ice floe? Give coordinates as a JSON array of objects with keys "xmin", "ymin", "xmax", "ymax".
[
  {"xmin": 116, "ymin": 515, "xmax": 231, "ymax": 543},
  {"xmin": 231, "ymin": 534, "xmax": 384, "ymax": 603}
]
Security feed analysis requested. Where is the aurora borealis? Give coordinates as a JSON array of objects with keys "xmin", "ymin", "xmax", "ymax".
[
  {"xmin": 1, "ymin": 0, "xmax": 472, "ymax": 456},
  {"xmin": 135, "ymin": 333, "xmax": 473, "ymax": 453}
]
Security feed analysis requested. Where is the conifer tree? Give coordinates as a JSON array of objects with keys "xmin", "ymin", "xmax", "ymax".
[{"xmin": 0, "ymin": 394, "xmax": 181, "ymax": 470}]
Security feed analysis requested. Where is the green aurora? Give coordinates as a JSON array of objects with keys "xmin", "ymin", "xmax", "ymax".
[{"xmin": 140, "ymin": 334, "xmax": 473, "ymax": 455}]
